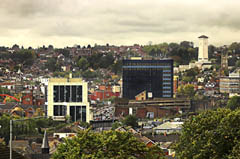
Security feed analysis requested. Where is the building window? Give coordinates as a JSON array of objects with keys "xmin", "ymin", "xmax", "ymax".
[
  {"xmin": 76, "ymin": 86, "xmax": 82, "ymax": 102},
  {"xmin": 54, "ymin": 86, "xmax": 59, "ymax": 102},
  {"xmin": 71, "ymin": 86, "xmax": 77, "ymax": 102},
  {"xmin": 70, "ymin": 106, "xmax": 86, "ymax": 122},
  {"xmin": 54, "ymin": 105, "xmax": 66, "ymax": 116},
  {"xmin": 53, "ymin": 85, "xmax": 83, "ymax": 103}
]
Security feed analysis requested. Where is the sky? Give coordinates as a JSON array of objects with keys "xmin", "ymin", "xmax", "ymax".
[{"xmin": 0, "ymin": 0, "xmax": 240, "ymax": 48}]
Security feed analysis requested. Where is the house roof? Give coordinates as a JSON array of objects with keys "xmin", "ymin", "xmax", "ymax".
[
  {"xmin": 154, "ymin": 122, "xmax": 183, "ymax": 130},
  {"xmin": 198, "ymin": 35, "xmax": 208, "ymax": 39},
  {"xmin": 137, "ymin": 135, "xmax": 154, "ymax": 145},
  {"xmin": 0, "ymin": 143, "xmax": 26, "ymax": 159},
  {"xmin": 0, "ymin": 103, "xmax": 44, "ymax": 110}
]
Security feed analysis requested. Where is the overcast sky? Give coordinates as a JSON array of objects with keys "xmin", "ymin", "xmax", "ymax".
[{"xmin": 0, "ymin": 0, "xmax": 239, "ymax": 48}]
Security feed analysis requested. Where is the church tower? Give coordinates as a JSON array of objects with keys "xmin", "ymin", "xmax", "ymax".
[{"xmin": 198, "ymin": 35, "xmax": 209, "ymax": 62}]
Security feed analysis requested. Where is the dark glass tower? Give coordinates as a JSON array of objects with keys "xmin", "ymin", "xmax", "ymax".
[{"xmin": 122, "ymin": 59, "xmax": 173, "ymax": 99}]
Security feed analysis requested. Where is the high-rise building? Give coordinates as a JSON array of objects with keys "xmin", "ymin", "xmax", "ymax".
[
  {"xmin": 47, "ymin": 76, "xmax": 91, "ymax": 122},
  {"xmin": 198, "ymin": 35, "xmax": 209, "ymax": 62},
  {"xmin": 122, "ymin": 58, "xmax": 173, "ymax": 100}
]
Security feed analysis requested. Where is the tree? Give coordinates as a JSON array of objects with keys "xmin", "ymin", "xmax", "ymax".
[
  {"xmin": 111, "ymin": 121, "xmax": 122, "ymax": 130},
  {"xmin": 77, "ymin": 57, "xmax": 89, "ymax": 71},
  {"xmin": 87, "ymin": 53, "xmax": 102, "ymax": 69},
  {"xmin": 227, "ymin": 96, "xmax": 240, "ymax": 110},
  {"xmin": 10, "ymin": 49, "xmax": 36, "ymax": 66},
  {"xmin": 99, "ymin": 53, "xmax": 114, "ymax": 68},
  {"xmin": 174, "ymin": 108, "xmax": 240, "ymax": 158},
  {"xmin": 45, "ymin": 58, "xmax": 60, "ymax": 72},
  {"xmin": 177, "ymin": 84, "xmax": 195, "ymax": 99},
  {"xmin": 111, "ymin": 60, "xmax": 122, "ymax": 75},
  {"xmin": 82, "ymin": 70, "xmax": 97, "ymax": 79},
  {"xmin": 52, "ymin": 129, "xmax": 164, "ymax": 159},
  {"xmin": 122, "ymin": 115, "xmax": 138, "ymax": 128}
]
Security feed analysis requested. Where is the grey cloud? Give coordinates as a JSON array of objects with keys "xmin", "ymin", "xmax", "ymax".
[{"xmin": 0, "ymin": 0, "xmax": 240, "ymax": 47}]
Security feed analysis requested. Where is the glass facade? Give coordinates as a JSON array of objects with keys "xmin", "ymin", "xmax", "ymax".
[
  {"xmin": 53, "ymin": 85, "xmax": 82, "ymax": 102},
  {"xmin": 70, "ymin": 106, "xmax": 86, "ymax": 122},
  {"xmin": 123, "ymin": 59, "xmax": 173, "ymax": 99},
  {"xmin": 54, "ymin": 105, "xmax": 67, "ymax": 116}
]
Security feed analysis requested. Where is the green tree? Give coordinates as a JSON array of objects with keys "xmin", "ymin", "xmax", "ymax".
[
  {"xmin": 111, "ymin": 121, "xmax": 122, "ymax": 130},
  {"xmin": 82, "ymin": 70, "xmax": 97, "ymax": 79},
  {"xmin": 0, "ymin": 87, "xmax": 10, "ymax": 97},
  {"xmin": 122, "ymin": 115, "xmax": 138, "ymax": 128},
  {"xmin": 87, "ymin": 53, "xmax": 102, "ymax": 69},
  {"xmin": 10, "ymin": 49, "xmax": 36, "ymax": 66},
  {"xmin": 52, "ymin": 129, "xmax": 164, "ymax": 159},
  {"xmin": 45, "ymin": 58, "xmax": 59, "ymax": 72},
  {"xmin": 174, "ymin": 108, "xmax": 240, "ymax": 159},
  {"xmin": 177, "ymin": 84, "xmax": 195, "ymax": 99},
  {"xmin": 99, "ymin": 53, "xmax": 114, "ymax": 68},
  {"xmin": 227, "ymin": 96, "xmax": 240, "ymax": 110},
  {"xmin": 182, "ymin": 76, "xmax": 193, "ymax": 83},
  {"xmin": 111, "ymin": 60, "xmax": 122, "ymax": 75},
  {"xmin": 77, "ymin": 57, "xmax": 89, "ymax": 71}
]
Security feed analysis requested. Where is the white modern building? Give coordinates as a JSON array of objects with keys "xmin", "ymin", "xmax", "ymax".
[{"xmin": 46, "ymin": 75, "xmax": 91, "ymax": 122}]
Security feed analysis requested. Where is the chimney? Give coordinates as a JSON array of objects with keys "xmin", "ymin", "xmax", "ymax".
[{"xmin": 41, "ymin": 130, "xmax": 49, "ymax": 154}]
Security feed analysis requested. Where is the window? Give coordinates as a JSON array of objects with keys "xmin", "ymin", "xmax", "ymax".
[
  {"xmin": 54, "ymin": 105, "xmax": 66, "ymax": 116},
  {"xmin": 70, "ymin": 106, "xmax": 86, "ymax": 122},
  {"xmin": 65, "ymin": 86, "xmax": 70, "ymax": 102},
  {"xmin": 54, "ymin": 86, "xmax": 59, "ymax": 102},
  {"xmin": 76, "ymin": 86, "xmax": 82, "ymax": 102},
  {"xmin": 71, "ymin": 86, "xmax": 77, "ymax": 102},
  {"xmin": 60, "ymin": 86, "xmax": 64, "ymax": 102}
]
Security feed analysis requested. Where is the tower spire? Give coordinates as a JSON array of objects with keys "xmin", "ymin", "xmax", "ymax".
[{"xmin": 41, "ymin": 130, "xmax": 49, "ymax": 154}]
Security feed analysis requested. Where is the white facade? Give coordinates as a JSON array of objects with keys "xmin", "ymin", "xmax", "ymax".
[
  {"xmin": 198, "ymin": 35, "xmax": 209, "ymax": 62},
  {"xmin": 47, "ymin": 77, "xmax": 91, "ymax": 122},
  {"xmin": 154, "ymin": 121, "xmax": 183, "ymax": 134}
]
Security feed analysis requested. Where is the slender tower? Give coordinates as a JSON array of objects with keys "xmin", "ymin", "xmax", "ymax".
[
  {"xmin": 41, "ymin": 130, "xmax": 49, "ymax": 154},
  {"xmin": 198, "ymin": 35, "xmax": 209, "ymax": 62}
]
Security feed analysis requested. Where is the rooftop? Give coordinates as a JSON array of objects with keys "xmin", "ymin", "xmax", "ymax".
[{"xmin": 198, "ymin": 35, "xmax": 208, "ymax": 39}]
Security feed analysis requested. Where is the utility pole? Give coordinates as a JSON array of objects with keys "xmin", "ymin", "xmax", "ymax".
[{"xmin": 10, "ymin": 120, "xmax": 12, "ymax": 159}]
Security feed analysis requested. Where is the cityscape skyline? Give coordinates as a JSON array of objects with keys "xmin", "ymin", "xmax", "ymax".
[{"xmin": 0, "ymin": 0, "xmax": 240, "ymax": 47}]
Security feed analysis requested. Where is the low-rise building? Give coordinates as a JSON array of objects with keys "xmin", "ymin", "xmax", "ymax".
[
  {"xmin": 153, "ymin": 121, "xmax": 183, "ymax": 134},
  {"xmin": 220, "ymin": 68, "xmax": 240, "ymax": 96}
]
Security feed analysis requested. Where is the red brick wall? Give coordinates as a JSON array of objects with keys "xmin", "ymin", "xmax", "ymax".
[
  {"xmin": 115, "ymin": 106, "xmax": 178, "ymax": 119},
  {"xmin": 115, "ymin": 107, "xmax": 129, "ymax": 117},
  {"xmin": 136, "ymin": 108, "xmax": 147, "ymax": 118}
]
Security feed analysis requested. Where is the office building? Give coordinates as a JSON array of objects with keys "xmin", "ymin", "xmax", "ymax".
[
  {"xmin": 122, "ymin": 58, "xmax": 173, "ymax": 100},
  {"xmin": 220, "ymin": 68, "xmax": 240, "ymax": 97},
  {"xmin": 47, "ymin": 76, "xmax": 91, "ymax": 122}
]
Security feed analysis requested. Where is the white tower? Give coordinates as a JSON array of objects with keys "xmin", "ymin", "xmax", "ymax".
[{"xmin": 198, "ymin": 35, "xmax": 209, "ymax": 62}]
